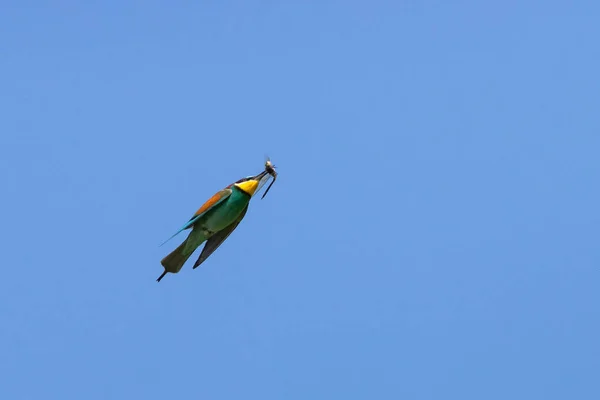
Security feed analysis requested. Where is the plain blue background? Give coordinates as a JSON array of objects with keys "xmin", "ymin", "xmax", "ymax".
[{"xmin": 1, "ymin": 1, "xmax": 599, "ymax": 399}]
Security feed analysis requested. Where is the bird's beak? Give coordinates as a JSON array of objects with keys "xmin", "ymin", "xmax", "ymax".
[
  {"xmin": 255, "ymin": 164, "xmax": 277, "ymax": 199},
  {"xmin": 254, "ymin": 170, "xmax": 270, "ymax": 196}
]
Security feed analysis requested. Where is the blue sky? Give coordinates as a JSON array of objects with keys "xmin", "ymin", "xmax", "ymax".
[{"xmin": 2, "ymin": 1, "xmax": 599, "ymax": 399}]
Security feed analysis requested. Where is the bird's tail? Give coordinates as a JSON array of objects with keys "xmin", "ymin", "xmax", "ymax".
[
  {"xmin": 157, "ymin": 229, "xmax": 206, "ymax": 282},
  {"xmin": 157, "ymin": 238, "xmax": 193, "ymax": 282}
]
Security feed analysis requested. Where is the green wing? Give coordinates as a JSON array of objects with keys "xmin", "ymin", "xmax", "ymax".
[
  {"xmin": 192, "ymin": 205, "xmax": 249, "ymax": 269},
  {"xmin": 160, "ymin": 188, "xmax": 232, "ymax": 246}
]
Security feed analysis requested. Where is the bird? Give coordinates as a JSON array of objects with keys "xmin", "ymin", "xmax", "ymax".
[{"xmin": 157, "ymin": 160, "xmax": 277, "ymax": 282}]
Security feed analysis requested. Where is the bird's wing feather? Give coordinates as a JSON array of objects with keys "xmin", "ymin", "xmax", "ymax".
[
  {"xmin": 190, "ymin": 188, "xmax": 233, "ymax": 218},
  {"xmin": 192, "ymin": 204, "xmax": 249, "ymax": 269},
  {"xmin": 159, "ymin": 188, "xmax": 232, "ymax": 246}
]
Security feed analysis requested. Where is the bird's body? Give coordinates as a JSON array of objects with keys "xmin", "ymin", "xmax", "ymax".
[
  {"xmin": 157, "ymin": 162, "xmax": 277, "ymax": 282},
  {"xmin": 159, "ymin": 185, "xmax": 251, "ymax": 278}
]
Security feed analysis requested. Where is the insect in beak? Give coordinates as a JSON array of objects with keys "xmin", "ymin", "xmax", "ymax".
[{"xmin": 261, "ymin": 159, "xmax": 277, "ymax": 199}]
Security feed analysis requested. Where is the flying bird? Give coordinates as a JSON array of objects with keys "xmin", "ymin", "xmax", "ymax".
[{"xmin": 157, "ymin": 160, "xmax": 277, "ymax": 282}]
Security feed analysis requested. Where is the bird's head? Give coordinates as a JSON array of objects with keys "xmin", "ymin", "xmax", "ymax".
[{"xmin": 233, "ymin": 159, "xmax": 278, "ymax": 198}]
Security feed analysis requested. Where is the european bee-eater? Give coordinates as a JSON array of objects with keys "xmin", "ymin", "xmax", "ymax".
[{"xmin": 157, "ymin": 161, "xmax": 277, "ymax": 282}]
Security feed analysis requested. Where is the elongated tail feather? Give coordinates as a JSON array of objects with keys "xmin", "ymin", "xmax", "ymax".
[
  {"xmin": 158, "ymin": 239, "xmax": 191, "ymax": 280},
  {"xmin": 157, "ymin": 228, "xmax": 207, "ymax": 282},
  {"xmin": 156, "ymin": 270, "xmax": 168, "ymax": 282}
]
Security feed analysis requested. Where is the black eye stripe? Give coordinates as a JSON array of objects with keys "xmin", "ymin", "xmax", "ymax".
[{"xmin": 234, "ymin": 176, "xmax": 252, "ymax": 184}]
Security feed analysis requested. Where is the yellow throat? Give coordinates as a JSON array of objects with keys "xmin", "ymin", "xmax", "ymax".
[{"xmin": 235, "ymin": 179, "xmax": 259, "ymax": 196}]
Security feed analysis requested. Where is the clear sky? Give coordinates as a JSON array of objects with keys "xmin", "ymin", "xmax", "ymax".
[{"xmin": 2, "ymin": 1, "xmax": 599, "ymax": 399}]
